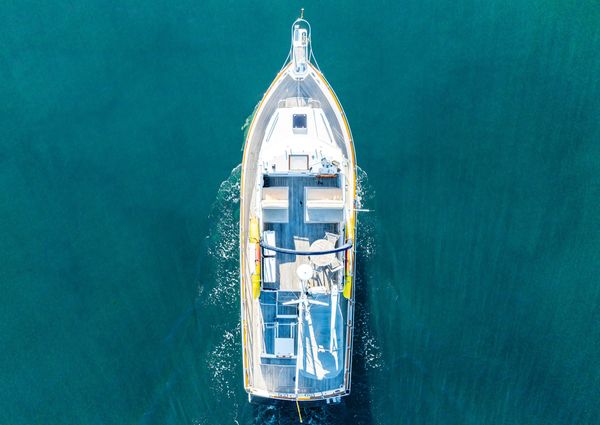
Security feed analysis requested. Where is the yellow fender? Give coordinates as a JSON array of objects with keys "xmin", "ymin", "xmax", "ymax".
[
  {"xmin": 343, "ymin": 215, "xmax": 355, "ymax": 300},
  {"xmin": 342, "ymin": 275, "xmax": 352, "ymax": 299},
  {"xmin": 252, "ymin": 248, "xmax": 261, "ymax": 299},
  {"xmin": 252, "ymin": 273, "xmax": 261, "ymax": 299},
  {"xmin": 347, "ymin": 215, "xmax": 355, "ymax": 240}
]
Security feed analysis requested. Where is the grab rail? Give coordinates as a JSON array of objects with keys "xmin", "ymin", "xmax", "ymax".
[{"xmin": 259, "ymin": 239, "xmax": 353, "ymax": 256}]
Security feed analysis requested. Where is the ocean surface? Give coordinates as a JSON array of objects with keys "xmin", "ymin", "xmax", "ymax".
[{"xmin": 2, "ymin": 1, "xmax": 600, "ymax": 424}]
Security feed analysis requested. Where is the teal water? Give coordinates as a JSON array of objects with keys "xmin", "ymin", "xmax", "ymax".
[{"xmin": 2, "ymin": 1, "xmax": 600, "ymax": 424}]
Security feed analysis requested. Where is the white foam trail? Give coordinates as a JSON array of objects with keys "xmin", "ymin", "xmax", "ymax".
[
  {"xmin": 206, "ymin": 324, "xmax": 241, "ymax": 399},
  {"xmin": 201, "ymin": 165, "xmax": 243, "ymax": 413},
  {"xmin": 200, "ymin": 164, "xmax": 241, "ymax": 307},
  {"xmin": 355, "ymin": 167, "xmax": 383, "ymax": 371}
]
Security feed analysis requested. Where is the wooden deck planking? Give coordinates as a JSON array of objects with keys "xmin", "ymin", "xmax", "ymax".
[
  {"xmin": 259, "ymin": 364, "xmax": 296, "ymax": 394},
  {"xmin": 263, "ymin": 175, "xmax": 340, "ymax": 291},
  {"xmin": 252, "ymin": 174, "xmax": 348, "ymax": 395}
]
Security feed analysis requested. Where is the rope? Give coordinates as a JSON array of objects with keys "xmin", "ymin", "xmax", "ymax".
[
  {"xmin": 310, "ymin": 50, "xmax": 321, "ymax": 72},
  {"xmin": 296, "ymin": 399, "xmax": 303, "ymax": 423},
  {"xmin": 280, "ymin": 51, "xmax": 291, "ymax": 72}
]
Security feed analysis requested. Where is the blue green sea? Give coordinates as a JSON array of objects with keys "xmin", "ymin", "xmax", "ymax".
[{"xmin": 2, "ymin": 1, "xmax": 600, "ymax": 424}]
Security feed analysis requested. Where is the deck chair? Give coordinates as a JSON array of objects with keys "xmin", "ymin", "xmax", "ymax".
[
  {"xmin": 293, "ymin": 236, "xmax": 310, "ymax": 251},
  {"xmin": 263, "ymin": 257, "xmax": 277, "ymax": 283},
  {"xmin": 325, "ymin": 232, "xmax": 340, "ymax": 245},
  {"xmin": 328, "ymin": 257, "xmax": 344, "ymax": 273},
  {"xmin": 263, "ymin": 230, "xmax": 276, "ymax": 257}
]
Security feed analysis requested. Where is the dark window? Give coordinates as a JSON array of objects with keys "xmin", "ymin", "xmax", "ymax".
[{"xmin": 293, "ymin": 114, "xmax": 307, "ymax": 129}]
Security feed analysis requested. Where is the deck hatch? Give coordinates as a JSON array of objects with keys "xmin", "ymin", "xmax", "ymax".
[
  {"xmin": 292, "ymin": 114, "xmax": 307, "ymax": 129},
  {"xmin": 289, "ymin": 154, "xmax": 309, "ymax": 171}
]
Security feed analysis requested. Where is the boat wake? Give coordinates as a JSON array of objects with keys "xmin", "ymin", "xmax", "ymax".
[
  {"xmin": 201, "ymin": 165, "xmax": 243, "ymax": 411},
  {"xmin": 354, "ymin": 167, "xmax": 383, "ymax": 372},
  {"xmin": 137, "ymin": 164, "xmax": 245, "ymax": 425},
  {"xmin": 201, "ymin": 164, "xmax": 241, "ymax": 307},
  {"xmin": 206, "ymin": 326, "xmax": 240, "ymax": 399},
  {"xmin": 138, "ymin": 164, "xmax": 382, "ymax": 425}
]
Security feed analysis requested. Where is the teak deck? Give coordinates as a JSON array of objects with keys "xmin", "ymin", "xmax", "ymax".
[
  {"xmin": 254, "ymin": 174, "xmax": 347, "ymax": 394},
  {"xmin": 263, "ymin": 175, "xmax": 341, "ymax": 291}
]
